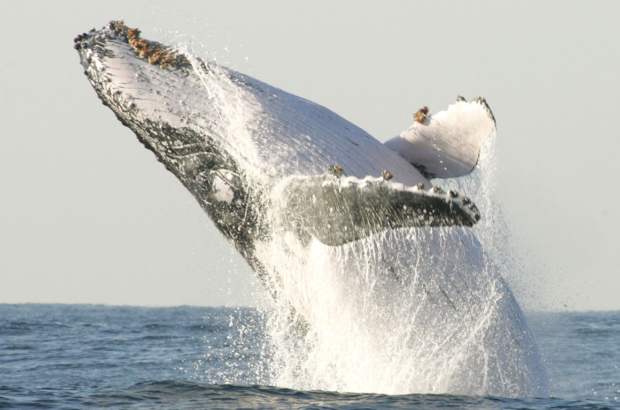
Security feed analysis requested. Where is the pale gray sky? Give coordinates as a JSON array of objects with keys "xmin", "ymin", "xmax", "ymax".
[{"xmin": 1, "ymin": 1, "xmax": 618, "ymax": 310}]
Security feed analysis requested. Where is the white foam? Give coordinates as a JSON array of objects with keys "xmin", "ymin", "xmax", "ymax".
[
  {"xmin": 254, "ymin": 137, "xmax": 548, "ymax": 397},
  {"xmin": 213, "ymin": 176, "xmax": 234, "ymax": 204}
]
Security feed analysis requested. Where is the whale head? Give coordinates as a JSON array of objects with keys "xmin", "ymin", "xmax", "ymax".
[{"xmin": 75, "ymin": 21, "xmax": 481, "ymax": 258}]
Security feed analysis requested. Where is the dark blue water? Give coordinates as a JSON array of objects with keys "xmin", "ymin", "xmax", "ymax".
[{"xmin": 1, "ymin": 304, "xmax": 618, "ymax": 409}]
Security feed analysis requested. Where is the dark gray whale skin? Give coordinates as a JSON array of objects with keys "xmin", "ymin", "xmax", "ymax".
[
  {"xmin": 75, "ymin": 23, "xmax": 272, "ymax": 286},
  {"xmin": 74, "ymin": 22, "xmax": 479, "ymax": 290}
]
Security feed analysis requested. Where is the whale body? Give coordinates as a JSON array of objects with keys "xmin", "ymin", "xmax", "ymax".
[{"xmin": 75, "ymin": 22, "xmax": 548, "ymax": 396}]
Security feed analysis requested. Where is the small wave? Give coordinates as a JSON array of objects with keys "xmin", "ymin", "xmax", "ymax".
[{"xmin": 82, "ymin": 381, "xmax": 620, "ymax": 409}]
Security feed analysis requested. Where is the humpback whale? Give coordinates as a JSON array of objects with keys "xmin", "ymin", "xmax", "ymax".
[{"xmin": 75, "ymin": 22, "xmax": 548, "ymax": 396}]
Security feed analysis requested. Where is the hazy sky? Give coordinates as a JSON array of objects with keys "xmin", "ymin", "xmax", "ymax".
[{"xmin": 1, "ymin": 1, "xmax": 619, "ymax": 310}]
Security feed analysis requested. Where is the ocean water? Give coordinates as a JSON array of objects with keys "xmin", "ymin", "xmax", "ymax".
[{"xmin": 1, "ymin": 304, "xmax": 618, "ymax": 409}]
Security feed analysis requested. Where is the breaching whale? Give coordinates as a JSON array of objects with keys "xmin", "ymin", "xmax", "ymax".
[{"xmin": 75, "ymin": 22, "xmax": 548, "ymax": 396}]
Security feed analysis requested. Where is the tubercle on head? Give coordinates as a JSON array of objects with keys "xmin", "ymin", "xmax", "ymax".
[{"xmin": 109, "ymin": 20, "xmax": 191, "ymax": 70}]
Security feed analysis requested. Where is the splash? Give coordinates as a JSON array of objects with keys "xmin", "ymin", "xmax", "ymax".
[
  {"xmin": 175, "ymin": 47, "xmax": 548, "ymax": 396},
  {"xmin": 98, "ymin": 28, "xmax": 548, "ymax": 397},
  {"xmin": 255, "ymin": 142, "xmax": 548, "ymax": 397}
]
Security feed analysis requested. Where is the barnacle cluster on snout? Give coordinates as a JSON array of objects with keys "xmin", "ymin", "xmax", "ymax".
[
  {"xmin": 114, "ymin": 21, "xmax": 191, "ymax": 69},
  {"xmin": 73, "ymin": 20, "xmax": 192, "ymax": 71}
]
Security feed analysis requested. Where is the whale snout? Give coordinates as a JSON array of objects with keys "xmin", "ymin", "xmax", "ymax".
[
  {"xmin": 75, "ymin": 21, "xmax": 191, "ymax": 71},
  {"xmin": 74, "ymin": 22, "xmax": 223, "ymax": 173}
]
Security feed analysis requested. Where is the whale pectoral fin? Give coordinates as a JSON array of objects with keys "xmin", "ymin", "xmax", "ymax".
[
  {"xmin": 280, "ymin": 174, "xmax": 480, "ymax": 246},
  {"xmin": 384, "ymin": 97, "xmax": 496, "ymax": 179}
]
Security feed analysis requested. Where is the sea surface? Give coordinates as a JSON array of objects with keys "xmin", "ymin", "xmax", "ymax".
[{"xmin": 1, "ymin": 304, "xmax": 619, "ymax": 409}]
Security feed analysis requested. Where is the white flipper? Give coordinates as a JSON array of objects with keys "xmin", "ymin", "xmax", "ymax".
[{"xmin": 384, "ymin": 97, "xmax": 496, "ymax": 179}]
